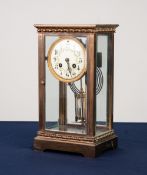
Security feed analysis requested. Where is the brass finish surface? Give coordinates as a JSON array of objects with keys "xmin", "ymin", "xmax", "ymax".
[
  {"xmin": 38, "ymin": 33, "xmax": 45, "ymax": 130},
  {"xmin": 34, "ymin": 24, "xmax": 119, "ymax": 33},
  {"xmin": 87, "ymin": 34, "xmax": 96, "ymax": 136},
  {"xmin": 37, "ymin": 129, "xmax": 115, "ymax": 144},
  {"xmin": 59, "ymin": 82, "xmax": 67, "ymax": 125},
  {"xmin": 34, "ymin": 131, "xmax": 117, "ymax": 157}
]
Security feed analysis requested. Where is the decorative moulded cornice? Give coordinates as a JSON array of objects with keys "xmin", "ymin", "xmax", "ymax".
[{"xmin": 34, "ymin": 24, "xmax": 119, "ymax": 33}]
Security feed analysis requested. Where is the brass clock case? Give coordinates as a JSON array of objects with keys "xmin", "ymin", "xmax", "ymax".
[{"xmin": 34, "ymin": 24, "xmax": 119, "ymax": 158}]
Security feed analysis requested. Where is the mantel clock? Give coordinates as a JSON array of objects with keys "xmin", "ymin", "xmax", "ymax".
[{"xmin": 33, "ymin": 24, "xmax": 119, "ymax": 157}]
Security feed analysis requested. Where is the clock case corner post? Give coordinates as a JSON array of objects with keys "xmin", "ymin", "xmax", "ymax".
[
  {"xmin": 38, "ymin": 32, "xmax": 46, "ymax": 131},
  {"xmin": 107, "ymin": 32, "xmax": 114, "ymax": 130},
  {"xmin": 87, "ymin": 33, "xmax": 97, "ymax": 136},
  {"xmin": 59, "ymin": 82, "xmax": 67, "ymax": 125}
]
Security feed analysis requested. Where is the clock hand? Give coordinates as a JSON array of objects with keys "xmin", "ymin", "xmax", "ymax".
[{"xmin": 65, "ymin": 58, "xmax": 72, "ymax": 77}]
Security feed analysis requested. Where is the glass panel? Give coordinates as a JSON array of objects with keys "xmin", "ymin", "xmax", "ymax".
[
  {"xmin": 45, "ymin": 36, "xmax": 59, "ymax": 129},
  {"xmin": 66, "ymin": 76, "xmax": 87, "ymax": 134},
  {"xmin": 96, "ymin": 35, "xmax": 108, "ymax": 135},
  {"xmin": 45, "ymin": 35, "xmax": 87, "ymax": 134}
]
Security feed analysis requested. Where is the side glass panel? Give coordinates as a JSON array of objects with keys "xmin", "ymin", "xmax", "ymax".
[
  {"xmin": 45, "ymin": 35, "xmax": 87, "ymax": 134},
  {"xmin": 96, "ymin": 35, "xmax": 108, "ymax": 135},
  {"xmin": 45, "ymin": 36, "xmax": 59, "ymax": 129}
]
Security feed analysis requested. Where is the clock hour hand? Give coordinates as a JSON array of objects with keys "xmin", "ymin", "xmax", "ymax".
[{"xmin": 65, "ymin": 58, "xmax": 72, "ymax": 77}]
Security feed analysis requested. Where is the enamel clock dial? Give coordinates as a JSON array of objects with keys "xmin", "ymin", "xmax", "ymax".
[{"xmin": 48, "ymin": 37, "xmax": 86, "ymax": 83}]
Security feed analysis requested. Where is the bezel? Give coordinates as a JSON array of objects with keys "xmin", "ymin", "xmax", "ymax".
[{"xmin": 47, "ymin": 36, "xmax": 87, "ymax": 83}]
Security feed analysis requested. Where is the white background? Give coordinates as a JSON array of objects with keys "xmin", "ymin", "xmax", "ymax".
[{"xmin": 0, "ymin": 0, "xmax": 147, "ymax": 122}]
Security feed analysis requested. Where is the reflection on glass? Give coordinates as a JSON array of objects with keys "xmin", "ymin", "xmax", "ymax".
[
  {"xmin": 96, "ymin": 35, "xmax": 108, "ymax": 134},
  {"xmin": 45, "ymin": 36, "xmax": 59, "ymax": 129}
]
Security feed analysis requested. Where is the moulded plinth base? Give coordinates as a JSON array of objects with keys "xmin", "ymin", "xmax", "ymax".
[{"xmin": 33, "ymin": 134, "xmax": 117, "ymax": 158}]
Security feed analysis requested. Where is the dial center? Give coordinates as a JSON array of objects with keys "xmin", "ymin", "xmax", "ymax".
[{"xmin": 65, "ymin": 58, "xmax": 69, "ymax": 62}]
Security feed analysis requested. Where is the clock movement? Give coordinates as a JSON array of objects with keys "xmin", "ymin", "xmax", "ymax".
[{"xmin": 33, "ymin": 24, "xmax": 119, "ymax": 157}]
